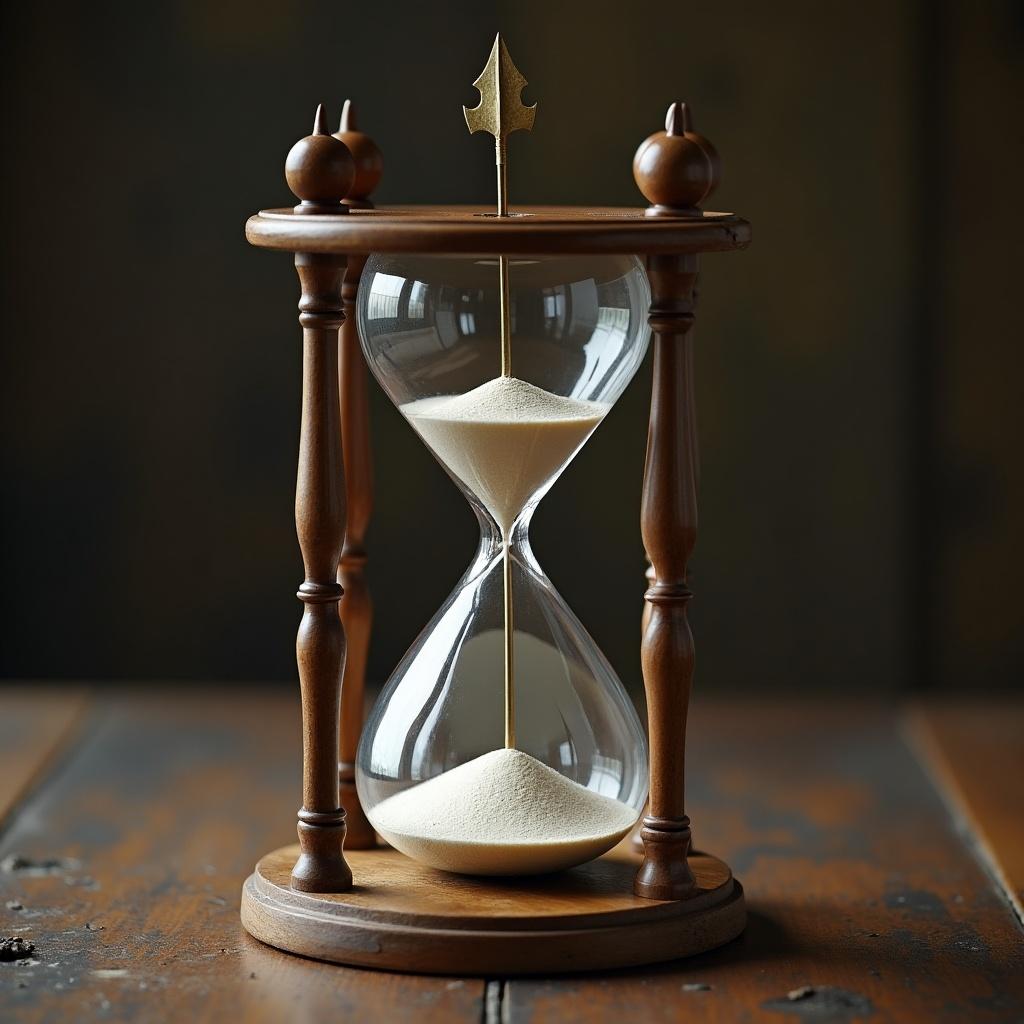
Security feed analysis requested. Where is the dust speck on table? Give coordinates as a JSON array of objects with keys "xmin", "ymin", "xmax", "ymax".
[
  {"xmin": 762, "ymin": 985, "xmax": 876, "ymax": 1019},
  {"xmin": 1, "ymin": 854, "xmax": 78, "ymax": 876}
]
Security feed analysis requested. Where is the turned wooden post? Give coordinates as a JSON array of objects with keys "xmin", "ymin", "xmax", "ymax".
[
  {"xmin": 632, "ymin": 102, "xmax": 721, "ymax": 899},
  {"xmin": 334, "ymin": 100, "xmax": 383, "ymax": 849},
  {"xmin": 635, "ymin": 252, "xmax": 699, "ymax": 897},
  {"xmin": 285, "ymin": 107, "xmax": 356, "ymax": 892}
]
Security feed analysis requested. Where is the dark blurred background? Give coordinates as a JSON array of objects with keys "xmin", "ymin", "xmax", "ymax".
[{"xmin": 1, "ymin": 0, "xmax": 1021, "ymax": 697}]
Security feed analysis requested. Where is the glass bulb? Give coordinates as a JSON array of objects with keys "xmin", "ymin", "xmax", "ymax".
[{"xmin": 355, "ymin": 253, "xmax": 651, "ymax": 876}]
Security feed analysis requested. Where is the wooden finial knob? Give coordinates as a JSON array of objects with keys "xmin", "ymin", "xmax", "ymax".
[
  {"xmin": 285, "ymin": 104, "xmax": 355, "ymax": 214},
  {"xmin": 633, "ymin": 102, "xmax": 721, "ymax": 216},
  {"xmin": 333, "ymin": 100, "xmax": 384, "ymax": 208}
]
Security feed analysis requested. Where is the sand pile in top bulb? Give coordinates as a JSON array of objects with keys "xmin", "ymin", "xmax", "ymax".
[
  {"xmin": 369, "ymin": 748, "xmax": 638, "ymax": 876},
  {"xmin": 401, "ymin": 376, "xmax": 607, "ymax": 535}
]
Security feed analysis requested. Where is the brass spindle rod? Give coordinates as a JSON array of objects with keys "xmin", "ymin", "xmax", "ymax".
[
  {"xmin": 499, "ymin": 219, "xmax": 513, "ymax": 748},
  {"xmin": 463, "ymin": 33, "xmax": 537, "ymax": 754},
  {"xmin": 498, "ymin": 252, "xmax": 512, "ymax": 378},
  {"xmin": 503, "ymin": 539, "xmax": 516, "ymax": 749},
  {"xmin": 496, "ymin": 96, "xmax": 514, "ymax": 750}
]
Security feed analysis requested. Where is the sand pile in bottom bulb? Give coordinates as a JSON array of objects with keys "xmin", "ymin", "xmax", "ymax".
[
  {"xmin": 369, "ymin": 748, "xmax": 638, "ymax": 876},
  {"xmin": 401, "ymin": 377, "xmax": 607, "ymax": 536}
]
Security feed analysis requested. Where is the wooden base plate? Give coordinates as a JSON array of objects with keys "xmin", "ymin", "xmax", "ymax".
[{"xmin": 241, "ymin": 843, "xmax": 745, "ymax": 975}]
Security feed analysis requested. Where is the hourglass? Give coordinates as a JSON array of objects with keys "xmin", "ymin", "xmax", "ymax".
[{"xmin": 240, "ymin": 38, "xmax": 751, "ymax": 974}]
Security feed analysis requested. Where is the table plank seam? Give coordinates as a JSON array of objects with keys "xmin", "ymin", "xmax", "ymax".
[
  {"xmin": 483, "ymin": 979, "xmax": 504, "ymax": 1024},
  {"xmin": 901, "ymin": 709, "xmax": 1024, "ymax": 930},
  {"xmin": 0, "ymin": 693, "xmax": 95, "ymax": 846}
]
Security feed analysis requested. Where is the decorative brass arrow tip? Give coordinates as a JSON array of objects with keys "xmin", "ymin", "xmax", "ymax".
[
  {"xmin": 463, "ymin": 33, "xmax": 537, "ymax": 218},
  {"xmin": 463, "ymin": 33, "xmax": 537, "ymax": 145}
]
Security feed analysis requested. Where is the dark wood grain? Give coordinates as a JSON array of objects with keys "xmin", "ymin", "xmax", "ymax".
[
  {"xmin": 506, "ymin": 703, "xmax": 1024, "ymax": 1022},
  {"xmin": 0, "ymin": 692, "xmax": 484, "ymax": 1022},
  {"xmin": 909, "ymin": 701, "xmax": 1024, "ymax": 919}
]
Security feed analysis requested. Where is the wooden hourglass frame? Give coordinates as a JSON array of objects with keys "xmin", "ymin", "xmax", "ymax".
[{"xmin": 240, "ymin": 100, "xmax": 751, "ymax": 974}]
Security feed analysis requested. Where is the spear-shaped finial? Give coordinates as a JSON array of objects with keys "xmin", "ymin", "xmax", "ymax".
[
  {"xmin": 463, "ymin": 33, "xmax": 537, "ymax": 216},
  {"xmin": 334, "ymin": 99, "xmax": 383, "ymax": 207},
  {"xmin": 633, "ymin": 100, "xmax": 721, "ymax": 215},
  {"xmin": 339, "ymin": 98, "xmax": 357, "ymax": 133},
  {"xmin": 665, "ymin": 100, "xmax": 692, "ymax": 136},
  {"xmin": 285, "ymin": 104, "xmax": 354, "ymax": 214},
  {"xmin": 312, "ymin": 102, "xmax": 329, "ymax": 136}
]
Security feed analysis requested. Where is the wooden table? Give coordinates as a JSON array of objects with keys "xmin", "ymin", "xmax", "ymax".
[{"xmin": 1, "ymin": 690, "xmax": 1021, "ymax": 1023}]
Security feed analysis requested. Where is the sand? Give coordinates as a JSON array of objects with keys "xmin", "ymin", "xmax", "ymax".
[
  {"xmin": 368, "ymin": 748, "xmax": 638, "ymax": 876},
  {"xmin": 401, "ymin": 377, "xmax": 607, "ymax": 535},
  {"xmin": 385, "ymin": 379, "xmax": 624, "ymax": 875}
]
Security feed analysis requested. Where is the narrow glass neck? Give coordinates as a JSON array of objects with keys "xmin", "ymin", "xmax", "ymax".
[{"xmin": 470, "ymin": 500, "xmax": 538, "ymax": 561}]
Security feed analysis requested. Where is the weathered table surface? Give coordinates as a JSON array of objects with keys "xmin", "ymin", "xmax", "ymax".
[{"xmin": 1, "ymin": 689, "xmax": 1021, "ymax": 1023}]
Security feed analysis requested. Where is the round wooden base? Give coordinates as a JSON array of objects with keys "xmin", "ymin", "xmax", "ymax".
[{"xmin": 241, "ymin": 842, "xmax": 745, "ymax": 975}]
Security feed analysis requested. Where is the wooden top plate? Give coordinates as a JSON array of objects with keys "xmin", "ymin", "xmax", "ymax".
[{"xmin": 245, "ymin": 204, "xmax": 752, "ymax": 256}]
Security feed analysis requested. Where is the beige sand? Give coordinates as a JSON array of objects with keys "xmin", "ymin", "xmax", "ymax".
[
  {"xmin": 401, "ymin": 377, "xmax": 607, "ymax": 535},
  {"xmin": 369, "ymin": 748, "xmax": 638, "ymax": 876},
  {"xmin": 387, "ymin": 379, "xmax": 623, "ymax": 874}
]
